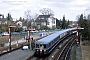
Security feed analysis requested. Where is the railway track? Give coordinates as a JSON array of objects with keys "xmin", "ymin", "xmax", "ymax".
[
  {"xmin": 26, "ymin": 54, "xmax": 43, "ymax": 60},
  {"xmin": 43, "ymin": 35, "xmax": 75, "ymax": 60},
  {"xmin": 55, "ymin": 35, "xmax": 76, "ymax": 60}
]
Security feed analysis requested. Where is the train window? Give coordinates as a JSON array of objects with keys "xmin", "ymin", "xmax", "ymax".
[
  {"xmin": 49, "ymin": 42, "xmax": 51, "ymax": 47},
  {"xmin": 53, "ymin": 40, "xmax": 54, "ymax": 43},
  {"xmin": 54, "ymin": 38, "xmax": 56, "ymax": 41},
  {"xmin": 36, "ymin": 45, "xmax": 39, "ymax": 48},
  {"xmin": 60, "ymin": 34, "xmax": 63, "ymax": 38},
  {"xmin": 50, "ymin": 42, "xmax": 52, "ymax": 46},
  {"xmin": 52, "ymin": 41, "xmax": 53, "ymax": 44},
  {"xmin": 54, "ymin": 39, "xmax": 56, "ymax": 42},
  {"xmin": 48, "ymin": 44, "xmax": 50, "ymax": 47},
  {"xmin": 43, "ymin": 45, "xmax": 46, "ymax": 48},
  {"xmin": 56, "ymin": 37, "xmax": 59, "ymax": 41},
  {"xmin": 57, "ymin": 37, "xmax": 59, "ymax": 41}
]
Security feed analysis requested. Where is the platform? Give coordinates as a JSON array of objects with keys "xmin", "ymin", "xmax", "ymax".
[{"xmin": 0, "ymin": 49, "xmax": 34, "ymax": 60}]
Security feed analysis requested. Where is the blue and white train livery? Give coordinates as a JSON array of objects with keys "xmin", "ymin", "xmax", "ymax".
[{"xmin": 34, "ymin": 28, "xmax": 77, "ymax": 56}]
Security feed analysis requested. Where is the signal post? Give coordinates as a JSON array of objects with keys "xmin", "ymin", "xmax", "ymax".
[
  {"xmin": 76, "ymin": 27, "xmax": 79, "ymax": 45},
  {"xmin": 76, "ymin": 24, "xmax": 84, "ymax": 45},
  {"xmin": 8, "ymin": 26, "xmax": 16, "ymax": 51},
  {"xmin": 27, "ymin": 28, "xmax": 35, "ymax": 50}
]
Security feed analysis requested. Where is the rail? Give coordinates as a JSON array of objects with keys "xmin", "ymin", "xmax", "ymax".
[{"xmin": 56, "ymin": 36, "xmax": 76, "ymax": 60}]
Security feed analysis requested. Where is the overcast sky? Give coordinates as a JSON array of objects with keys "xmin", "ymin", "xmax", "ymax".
[{"xmin": 0, "ymin": 0, "xmax": 90, "ymax": 21}]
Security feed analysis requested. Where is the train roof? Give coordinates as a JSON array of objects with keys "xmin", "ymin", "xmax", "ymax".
[
  {"xmin": 36, "ymin": 27, "xmax": 77, "ymax": 44},
  {"xmin": 36, "ymin": 33, "xmax": 60, "ymax": 44}
]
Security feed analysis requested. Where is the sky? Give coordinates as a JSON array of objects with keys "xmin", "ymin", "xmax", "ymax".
[{"xmin": 0, "ymin": 0, "xmax": 90, "ymax": 21}]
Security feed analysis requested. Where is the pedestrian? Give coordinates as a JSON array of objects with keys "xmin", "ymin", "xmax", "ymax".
[
  {"xmin": 31, "ymin": 37, "xmax": 33, "ymax": 41},
  {"xmin": 31, "ymin": 43, "xmax": 34, "ymax": 50}
]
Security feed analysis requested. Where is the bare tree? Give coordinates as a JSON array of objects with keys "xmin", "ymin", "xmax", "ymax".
[
  {"xmin": 24, "ymin": 10, "xmax": 31, "ymax": 20},
  {"xmin": 76, "ymin": 15, "xmax": 80, "ymax": 21},
  {"xmin": 39, "ymin": 8, "xmax": 54, "ymax": 16},
  {"xmin": 24, "ymin": 10, "xmax": 39, "ymax": 28},
  {"xmin": 24, "ymin": 10, "xmax": 31, "ymax": 28},
  {"xmin": 31, "ymin": 12, "xmax": 39, "ymax": 20},
  {"xmin": 30, "ymin": 12, "xmax": 39, "ymax": 28},
  {"xmin": 24, "ymin": 10, "xmax": 39, "ymax": 20}
]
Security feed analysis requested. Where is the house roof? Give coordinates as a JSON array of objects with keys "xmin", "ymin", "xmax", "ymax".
[
  {"xmin": 15, "ymin": 20, "xmax": 23, "ymax": 23},
  {"xmin": 0, "ymin": 18, "xmax": 7, "ymax": 22},
  {"xmin": 22, "ymin": 20, "xmax": 27, "ymax": 26},
  {"xmin": 0, "ymin": 18, "xmax": 16, "ymax": 25},
  {"xmin": 0, "ymin": 14, "xmax": 3, "ymax": 16},
  {"xmin": 35, "ymin": 15, "xmax": 50, "ymax": 22},
  {"xmin": 38, "ymin": 15, "xmax": 50, "ymax": 18},
  {"xmin": 10, "ymin": 21, "xmax": 16, "ymax": 26}
]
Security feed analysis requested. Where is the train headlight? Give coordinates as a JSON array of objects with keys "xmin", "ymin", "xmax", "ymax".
[
  {"xmin": 37, "ymin": 50, "xmax": 39, "ymax": 51},
  {"xmin": 44, "ymin": 50, "xmax": 46, "ymax": 52},
  {"xmin": 40, "ymin": 49, "xmax": 42, "ymax": 52}
]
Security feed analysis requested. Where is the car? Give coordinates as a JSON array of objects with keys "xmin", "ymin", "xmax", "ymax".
[
  {"xmin": 30, "ymin": 30, "xmax": 39, "ymax": 33},
  {"xmin": 22, "ymin": 46, "xmax": 29, "ymax": 50},
  {"xmin": 11, "ymin": 32, "xmax": 19, "ymax": 35},
  {"xmin": 20, "ymin": 31, "xmax": 28, "ymax": 35},
  {"xmin": 1, "ymin": 32, "xmax": 9, "ymax": 36}
]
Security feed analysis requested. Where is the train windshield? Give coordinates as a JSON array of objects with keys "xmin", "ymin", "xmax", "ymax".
[
  {"xmin": 36, "ymin": 44, "xmax": 46, "ymax": 49},
  {"xmin": 40, "ymin": 44, "xmax": 44, "ymax": 49}
]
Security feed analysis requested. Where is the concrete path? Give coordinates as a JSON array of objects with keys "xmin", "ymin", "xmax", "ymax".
[
  {"xmin": 0, "ymin": 49, "xmax": 34, "ymax": 60},
  {"xmin": 70, "ymin": 44, "xmax": 82, "ymax": 60}
]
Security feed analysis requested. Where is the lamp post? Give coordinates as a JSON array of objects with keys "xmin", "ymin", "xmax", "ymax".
[{"xmin": 8, "ymin": 26, "xmax": 16, "ymax": 51}]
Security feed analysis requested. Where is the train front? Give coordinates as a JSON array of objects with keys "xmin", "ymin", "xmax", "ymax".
[{"xmin": 34, "ymin": 42, "xmax": 47, "ymax": 56}]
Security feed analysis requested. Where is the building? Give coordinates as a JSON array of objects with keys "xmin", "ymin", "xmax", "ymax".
[
  {"xmin": 0, "ymin": 18, "xmax": 7, "ymax": 25},
  {"xmin": 0, "ymin": 14, "xmax": 15, "ymax": 25},
  {"xmin": 15, "ymin": 20, "xmax": 27, "ymax": 30},
  {"xmin": 35, "ymin": 15, "xmax": 56, "ymax": 29}
]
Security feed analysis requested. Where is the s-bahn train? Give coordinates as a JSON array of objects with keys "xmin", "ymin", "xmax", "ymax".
[{"xmin": 34, "ymin": 28, "xmax": 77, "ymax": 56}]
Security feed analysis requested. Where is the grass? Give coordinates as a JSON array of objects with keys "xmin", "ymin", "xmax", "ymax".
[
  {"xmin": 0, "ymin": 35, "xmax": 27, "ymax": 51},
  {"xmin": 0, "ymin": 33, "xmax": 52, "ymax": 51},
  {"xmin": 0, "ymin": 35, "xmax": 25, "ymax": 47},
  {"xmin": 82, "ymin": 40, "xmax": 90, "ymax": 46},
  {"xmin": 81, "ymin": 40, "xmax": 90, "ymax": 60}
]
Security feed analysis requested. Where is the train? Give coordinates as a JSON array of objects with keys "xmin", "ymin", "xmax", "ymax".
[{"xmin": 34, "ymin": 28, "xmax": 77, "ymax": 56}]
